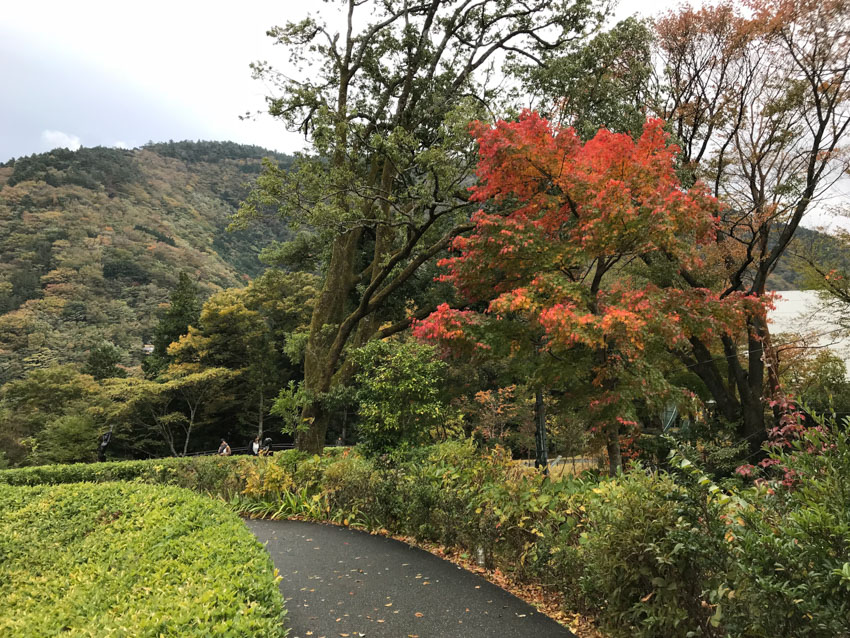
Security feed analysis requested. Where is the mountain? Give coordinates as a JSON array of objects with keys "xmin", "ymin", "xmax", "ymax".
[
  {"xmin": 767, "ymin": 226, "xmax": 848, "ymax": 291},
  {"xmin": 0, "ymin": 141, "xmax": 293, "ymax": 385}
]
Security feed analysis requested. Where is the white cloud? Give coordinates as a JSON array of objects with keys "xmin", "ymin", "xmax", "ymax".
[
  {"xmin": 41, "ymin": 129, "xmax": 81, "ymax": 151},
  {"xmin": 112, "ymin": 140, "xmax": 130, "ymax": 149}
]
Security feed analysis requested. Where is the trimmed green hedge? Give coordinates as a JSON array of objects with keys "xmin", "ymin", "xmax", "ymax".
[
  {"xmin": 0, "ymin": 455, "xmax": 246, "ymax": 497},
  {"xmin": 0, "ymin": 482, "xmax": 287, "ymax": 637}
]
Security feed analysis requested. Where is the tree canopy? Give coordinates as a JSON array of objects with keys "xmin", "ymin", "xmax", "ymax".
[
  {"xmin": 415, "ymin": 114, "xmax": 762, "ymax": 471},
  {"xmin": 238, "ymin": 0, "xmax": 611, "ymax": 453}
]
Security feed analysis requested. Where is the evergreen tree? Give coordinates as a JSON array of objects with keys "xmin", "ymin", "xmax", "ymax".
[
  {"xmin": 143, "ymin": 273, "xmax": 201, "ymax": 379},
  {"xmin": 83, "ymin": 343, "xmax": 126, "ymax": 380}
]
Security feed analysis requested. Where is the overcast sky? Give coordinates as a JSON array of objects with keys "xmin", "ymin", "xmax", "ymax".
[{"xmin": 0, "ymin": 0, "xmax": 676, "ymax": 163}]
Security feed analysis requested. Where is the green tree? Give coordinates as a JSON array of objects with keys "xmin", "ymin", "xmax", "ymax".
[
  {"xmin": 238, "ymin": 0, "xmax": 607, "ymax": 453},
  {"xmin": 83, "ymin": 342, "xmax": 127, "ymax": 380},
  {"xmin": 143, "ymin": 272, "xmax": 201, "ymax": 378},
  {"xmin": 29, "ymin": 414, "xmax": 100, "ymax": 465},
  {"xmin": 519, "ymin": 16, "xmax": 654, "ymax": 139},
  {"xmin": 98, "ymin": 377, "xmax": 182, "ymax": 457},
  {"xmin": 162, "ymin": 366, "xmax": 238, "ymax": 456},
  {"xmin": 169, "ymin": 270, "xmax": 319, "ymax": 440},
  {"xmin": 0, "ymin": 365, "xmax": 101, "ymax": 466},
  {"xmin": 353, "ymin": 339, "xmax": 459, "ymax": 456},
  {"xmin": 100, "ymin": 371, "xmax": 232, "ymax": 458}
]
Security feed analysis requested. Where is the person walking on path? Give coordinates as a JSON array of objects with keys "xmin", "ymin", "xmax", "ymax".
[
  {"xmin": 250, "ymin": 436, "xmax": 260, "ymax": 456},
  {"xmin": 218, "ymin": 439, "xmax": 232, "ymax": 456}
]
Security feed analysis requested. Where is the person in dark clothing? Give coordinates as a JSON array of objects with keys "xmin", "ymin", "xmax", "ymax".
[
  {"xmin": 250, "ymin": 436, "xmax": 260, "ymax": 456},
  {"xmin": 260, "ymin": 437, "xmax": 273, "ymax": 456},
  {"xmin": 97, "ymin": 430, "xmax": 112, "ymax": 463}
]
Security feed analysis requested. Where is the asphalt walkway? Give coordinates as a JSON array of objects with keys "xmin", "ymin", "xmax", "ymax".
[{"xmin": 246, "ymin": 518, "xmax": 574, "ymax": 638}]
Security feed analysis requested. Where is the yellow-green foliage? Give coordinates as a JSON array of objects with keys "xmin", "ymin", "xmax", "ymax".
[{"xmin": 0, "ymin": 482, "xmax": 286, "ymax": 637}]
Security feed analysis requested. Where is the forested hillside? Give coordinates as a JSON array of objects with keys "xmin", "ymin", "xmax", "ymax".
[
  {"xmin": 767, "ymin": 226, "xmax": 850, "ymax": 290},
  {"xmin": 0, "ymin": 142, "xmax": 293, "ymax": 384}
]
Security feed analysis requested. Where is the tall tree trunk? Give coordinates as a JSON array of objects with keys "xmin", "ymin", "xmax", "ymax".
[
  {"xmin": 686, "ymin": 336, "xmax": 740, "ymax": 422},
  {"xmin": 295, "ymin": 402, "xmax": 331, "ymax": 453},
  {"xmin": 298, "ymin": 158, "xmax": 398, "ymax": 454},
  {"xmin": 298, "ymin": 231, "xmax": 362, "ymax": 453},
  {"xmin": 606, "ymin": 422, "xmax": 622, "ymax": 475},
  {"xmin": 257, "ymin": 389, "xmax": 264, "ymax": 440},
  {"xmin": 534, "ymin": 387, "xmax": 548, "ymax": 475},
  {"xmin": 685, "ymin": 324, "xmax": 768, "ymax": 457}
]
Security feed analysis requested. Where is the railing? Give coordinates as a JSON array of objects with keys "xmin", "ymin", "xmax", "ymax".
[
  {"xmin": 184, "ymin": 443, "xmax": 296, "ymax": 457},
  {"xmin": 517, "ymin": 456, "xmax": 595, "ymax": 467}
]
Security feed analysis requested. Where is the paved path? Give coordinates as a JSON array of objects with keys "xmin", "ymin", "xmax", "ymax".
[{"xmin": 246, "ymin": 518, "xmax": 574, "ymax": 638}]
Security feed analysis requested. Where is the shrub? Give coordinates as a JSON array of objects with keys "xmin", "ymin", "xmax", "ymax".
[
  {"xmin": 574, "ymin": 468, "xmax": 731, "ymax": 637},
  {"xmin": 0, "ymin": 482, "xmax": 286, "ymax": 636},
  {"xmin": 353, "ymin": 340, "xmax": 460, "ymax": 455},
  {"xmin": 321, "ymin": 453, "xmax": 380, "ymax": 525},
  {"xmin": 727, "ymin": 427, "xmax": 850, "ymax": 636},
  {"xmin": 572, "ymin": 431, "xmax": 850, "ymax": 638}
]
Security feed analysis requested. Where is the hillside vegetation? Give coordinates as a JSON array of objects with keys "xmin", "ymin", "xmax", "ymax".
[
  {"xmin": 0, "ymin": 142, "xmax": 293, "ymax": 384},
  {"xmin": 766, "ymin": 226, "xmax": 850, "ymax": 290}
]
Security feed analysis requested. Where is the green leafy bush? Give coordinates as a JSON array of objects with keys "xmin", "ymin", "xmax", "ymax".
[
  {"xmin": 353, "ymin": 340, "xmax": 460, "ymax": 455},
  {"xmin": 0, "ymin": 482, "xmax": 286, "ymax": 637},
  {"xmin": 571, "ymin": 432, "xmax": 850, "ymax": 638},
  {"xmin": 573, "ymin": 468, "xmax": 731, "ymax": 637},
  {"xmin": 727, "ymin": 428, "xmax": 850, "ymax": 636}
]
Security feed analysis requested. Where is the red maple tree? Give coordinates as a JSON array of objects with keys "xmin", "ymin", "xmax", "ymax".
[{"xmin": 415, "ymin": 112, "xmax": 765, "ymax": 472}]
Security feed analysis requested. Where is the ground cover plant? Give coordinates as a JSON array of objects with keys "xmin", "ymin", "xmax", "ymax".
[{"xmin": 0, "ymin": 481, "xmax": 287, "ymax": 637}]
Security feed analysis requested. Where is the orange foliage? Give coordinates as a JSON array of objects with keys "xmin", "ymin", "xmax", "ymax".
[{"xmin": 416, "ymin": 114, "xmax": 763, "ymax": 366}]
